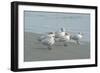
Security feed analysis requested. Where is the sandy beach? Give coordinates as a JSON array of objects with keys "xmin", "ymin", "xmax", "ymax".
[{"xmin": 24, "ymin": 32, "xmax": 90, "ymax": 62}]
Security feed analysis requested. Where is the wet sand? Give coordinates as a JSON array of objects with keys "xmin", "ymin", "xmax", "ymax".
[{"xmin": 24, "ymin": 32, "xmax": 90, "ymax": 62}]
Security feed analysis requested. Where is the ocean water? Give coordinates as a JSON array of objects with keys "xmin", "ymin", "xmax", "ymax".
[{"xmin": 24, "ymin": 11, "xmax": 90, "ymax": 42}]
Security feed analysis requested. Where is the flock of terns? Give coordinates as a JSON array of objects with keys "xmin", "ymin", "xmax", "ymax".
[{"xmin": 38, "ymin": 28, "xmax": 83, "ymax": 50}]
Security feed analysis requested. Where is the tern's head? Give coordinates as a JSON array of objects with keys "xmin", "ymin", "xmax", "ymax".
[
  {"xmin": 78, "ymin": 32, "xmax": 84, "ymax": 35},
  {"xmin": 65, "ymin": 32, "xmax": 70, "ymax": 35},
  {"xmin": 60, "ymin": 27, "xmax": 65, "ymax": 32},
  {"xmin": 48, "ymin": 32, "xmax": 55, "ymax": 37}
]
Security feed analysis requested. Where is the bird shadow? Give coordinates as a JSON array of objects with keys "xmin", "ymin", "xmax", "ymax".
[
  {"xmin": 54, "ymin": 44, "xmax": 69, "ymax": 47},
  {"xmin": 54, "ymin": 44, "xmax": 63, "ymax": 46},
  {"xmin": 34, "ymin": 47, "xmax": 50, "ymax": 50}
]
